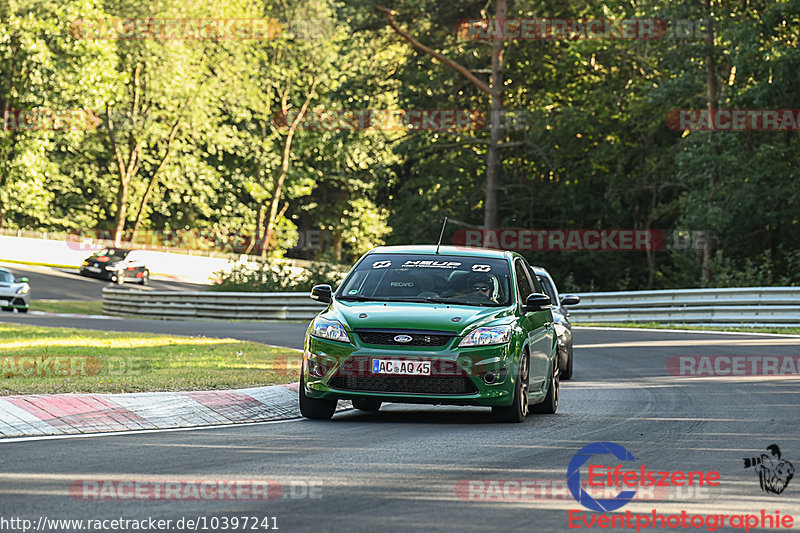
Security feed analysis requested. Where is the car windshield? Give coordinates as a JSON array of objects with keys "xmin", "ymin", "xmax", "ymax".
[
  {"xmin": 94, "ymin": 248, "xmax": 128, "ymax": 258},
  {"xmin": 337, "ymin": 254, "xmax": 512, "ymax": 307},
  {"xmin": 0, "ymin": 271, "xmax": 13, "ymax": 283}
]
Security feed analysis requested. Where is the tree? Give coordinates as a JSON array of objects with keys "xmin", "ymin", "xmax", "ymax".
[{"xmin": 375, "ymin": 1, "xmax": 506, "ymax": 229}]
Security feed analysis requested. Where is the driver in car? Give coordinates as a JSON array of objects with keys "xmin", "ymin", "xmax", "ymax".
[{"xmin": 462, "ymin": 272, "xmax": 499, "ymax": 303}]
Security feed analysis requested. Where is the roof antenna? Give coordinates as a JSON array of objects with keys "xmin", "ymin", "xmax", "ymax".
[{"xmin": 435, "ymin": 216, "xmax": 448, "ymax": 254}]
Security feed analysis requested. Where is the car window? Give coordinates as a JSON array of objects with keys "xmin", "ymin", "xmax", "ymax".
[
  {"xmin": 95, "ymin": 248, "xmax": 128, "ymax": 258},
  {"xmin": 514, "ymin": 259, "xmax": 536, "ymax": 303},
  {"xmin": 0, "ymin": 271, "xmax": 13, "ymax": 283},
  {"xmin": 537, "ymin": 275, "xmax": 558, "ymax": 306},
  {"xmin": 337, "ymin": 254, "xmax": 512, "ymax": 306}
]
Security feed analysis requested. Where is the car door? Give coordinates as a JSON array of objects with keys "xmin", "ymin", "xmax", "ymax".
[
  {"xmin": 123, "ymin": 252, "xmax": 143, "ymax": 280},
  {"xmin": 513, "ymin": 258, "xmax": 553, "ymax": 389}
]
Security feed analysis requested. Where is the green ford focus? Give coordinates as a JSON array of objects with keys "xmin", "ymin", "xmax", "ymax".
[{"xmin": 300, "ymin": 245, "xmax": 559, "ymax": 422}]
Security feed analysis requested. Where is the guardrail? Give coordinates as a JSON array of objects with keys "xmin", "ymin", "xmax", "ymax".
[
  {"xmin": 103, "ymin": 286, "xmax": 800, "ymax": 327},
  {"xmin": 103, "ymin": 288, "xmax": 325, "ymax": 321},
  {"xmin": 568, "ymin": 287, "xmax": 800, "ymax": 327}
]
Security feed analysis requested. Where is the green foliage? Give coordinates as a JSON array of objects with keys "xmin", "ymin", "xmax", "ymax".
[
  {"xmin": 1, "ymin": 0, "xmax": 799, "ymax": 291},
  {"xmin": 210, "ymin": 260, "xmax": 347, "ymax": 292}
]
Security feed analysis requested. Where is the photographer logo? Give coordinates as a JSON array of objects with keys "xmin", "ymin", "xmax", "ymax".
[{"xmin": 743, "ymin": 444, "xmax": 794, "ymax": 494}]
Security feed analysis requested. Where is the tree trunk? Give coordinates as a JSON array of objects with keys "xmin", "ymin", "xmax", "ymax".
[
  {"xmin": 375, "ymin": 4, "xmax": 503, "ymax": 230},
  {"xmin": 333, "ymin": 231, "xmax": 343, "ymax": 261},
  {"xmin": 701, "ymin": 0, "xmax": 718, "ymax": 287},
  {"xmin": 108, "ymin": 62, "xmax": 143, "ymax": 246},
  {"xmin": 260, "ymin": 77, "xmax": 319, "ymax": 258},
  {"xmin": 484, "ymin": 0, "xmax": 506, "ymax": 230},
  {"xmin": 130, "ymin": 105, "xmax": 186, "ymax": 239}
]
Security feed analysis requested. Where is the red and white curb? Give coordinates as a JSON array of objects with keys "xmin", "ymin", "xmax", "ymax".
[{"xmin": 0, "ymin": 383, "xmax": 345, "ymax": 438}]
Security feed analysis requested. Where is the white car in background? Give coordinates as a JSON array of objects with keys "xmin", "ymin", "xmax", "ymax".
[{"xmin": 0, "ymin": 268, "xmax": 30, "ymax": 313}]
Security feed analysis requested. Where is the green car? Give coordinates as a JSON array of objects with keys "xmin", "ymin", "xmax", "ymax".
[{"xmin": 299, "ymin": 245, "xmax": 559, "ymax": 422}]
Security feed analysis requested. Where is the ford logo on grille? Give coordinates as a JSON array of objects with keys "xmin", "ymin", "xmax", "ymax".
[{"xmin": 394, "ymin": 335, "xmax": 413, "ymax": 343}]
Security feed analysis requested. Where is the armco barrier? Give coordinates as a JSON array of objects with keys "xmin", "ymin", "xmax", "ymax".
[
  {"xmin": 568, "ymin": 287, "xmax": 800, "ymax": 327},
  {"xmin": 103, "ymin": 286, "xmax": 800, "ymax": 327},
  {"xmin": 102, "ymin": 288, "xmax": 325, "ymax": 320}
]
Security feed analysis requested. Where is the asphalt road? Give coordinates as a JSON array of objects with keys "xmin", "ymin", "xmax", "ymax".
[
  {"xmin": 0, "ymin": 262, "xmax": 206, "ymax": 300},
  {"xmin": 0, "ymin": 313, "xmax": 309, "ymax": 349},
  {"xmin": 1, "ymin": 327, "xmax": 799, "ymax": 532}
]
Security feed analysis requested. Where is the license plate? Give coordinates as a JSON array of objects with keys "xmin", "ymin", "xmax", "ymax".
[
  {"xmin": 88, "ymin": 266, "xmax": 101, "ymax": 273},
  {"xmin": 372, "ymin": 359, "xmax": 431, "ymax": 376}
]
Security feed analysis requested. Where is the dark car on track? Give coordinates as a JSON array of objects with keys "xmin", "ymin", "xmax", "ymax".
[
  {"xmin": 532, "ymin": 267, "xmax": 579, "ymax": 380},
  {"xmin": 79, "ymin": 248, "xmax": 150, "ymax": 285}
]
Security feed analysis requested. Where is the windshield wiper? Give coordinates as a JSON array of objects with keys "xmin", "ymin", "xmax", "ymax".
[
  {"xmin": 338, "ymin": 295, "xmax": 503, "ymax": 306},
  {"xmin": 390, "ymin": 297, "xmax": 501, "ymax": 306},
  {"xmin": 389, "ymin": 297, "xmax": 453, "ymax": 304},
  {"xmin": 337, "ymin": 295, "xmax": 391, "ymax": 302}
]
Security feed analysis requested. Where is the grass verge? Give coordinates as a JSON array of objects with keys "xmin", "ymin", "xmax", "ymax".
[
  {"xmin": 574, "ymin": 322, "xmax": 800, "ymax": 335},
  {"xmin": 31, "ymin": 299, "xmax": 104, "ymax": 315},
  {"xmin": 0, "ymin": 324, "xmax": 302, "ymax": 395}
]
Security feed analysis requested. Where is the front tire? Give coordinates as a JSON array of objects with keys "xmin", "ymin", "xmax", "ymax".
[
  {"xmin": 492, "ymin": 352, "xmax": 529, "ymax": 423},
  {"xmin": 560, "ymin": 345, "xmax": 573, "ymax": 380},
  {"xmin": 352, "ymin": 398, "xmax": 381, "ymax": 412},
  {"xmin": 532, "ymin": 354, "xmax": 559, "ymax": 414},
  {"xmin": 299, "ymin": 374, "xmax": 337, "ymax": 420}
]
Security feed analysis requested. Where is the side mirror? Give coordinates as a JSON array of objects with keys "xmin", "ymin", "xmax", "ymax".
[
  {"xmin": 560, "ymin": 294, "xmax": 580, "ymax": 306},
  {"xmin": 310, "ymin": 284, "xmax": 332, "ymax": 304},
  {"xmin": 19, "ymin": 277, "xmax": 28, "ymax": 283},
  {"xmin": 524, "ymin": 293, "xmax": 552, "ymax": 313}
]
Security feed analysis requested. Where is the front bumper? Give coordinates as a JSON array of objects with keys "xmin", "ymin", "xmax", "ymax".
[
  {"xmin": 0, "ymin": 293, "xmax": 29, "ymax": 309},
  {"xmin": 80, "ymin": 267, "xmax": 116, "ymax": 280},
  {"xmin": 303, "ymin": 333, "xmax": 519, "ymax": 407}
]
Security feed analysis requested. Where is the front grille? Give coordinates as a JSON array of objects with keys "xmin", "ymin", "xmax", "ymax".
[
  {"xmin": 329, "ymin": 356, "xmax": 478, "ymax": 395},
  {"xmin": 354, "ymin": 329, "xmax": 454, "ymax": 347},
  {"xmin": 329, "ymin": 375, "xmax": 478, "ymax": 395}
]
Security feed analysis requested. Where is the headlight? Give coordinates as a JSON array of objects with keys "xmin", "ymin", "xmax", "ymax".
[
  {"xmin": 311, "ymin": 318, "xmax": 350, "ymax": 343},
  {"xmin": 459, "ymin": 325, "xmax": 512, "ymax": 347},
  {"xmin": 16, "ymin": 286, "xmax": 29, "ymax": 295}
]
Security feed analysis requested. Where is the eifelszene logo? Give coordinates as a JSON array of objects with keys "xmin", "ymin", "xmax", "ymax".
[
  {"xmin": 743, "ymin": 445, "xmax": 794, "ymax": 494},
  {"xmin": 567, "ymin": 441, "xmax": 721, "ymax": 512},
  {"xmin": 567, "ymin": 441, "xmax": 637, "ymax": 512}
]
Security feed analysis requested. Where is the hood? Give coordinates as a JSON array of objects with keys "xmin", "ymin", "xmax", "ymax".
[{"xmin": 328, "ymin": 300, "xmax": 515, "ymax": 335}]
